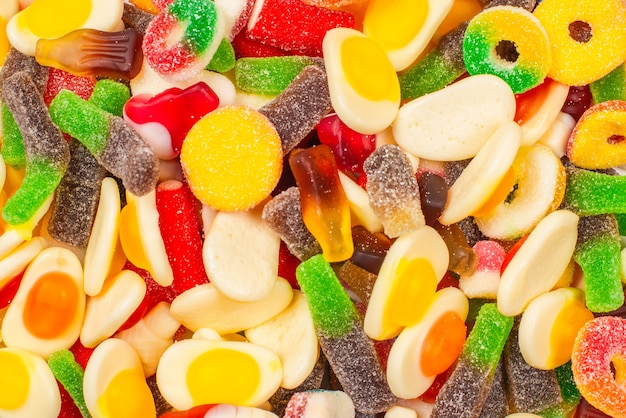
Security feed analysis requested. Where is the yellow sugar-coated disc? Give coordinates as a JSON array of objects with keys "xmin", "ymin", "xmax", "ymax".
[{"xmin": 181, "ymin": 105, "xmax": 283, "ymax": 212}]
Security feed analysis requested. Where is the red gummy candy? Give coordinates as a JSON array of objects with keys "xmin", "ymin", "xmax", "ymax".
[
  {"xmin": 161, "ymin": 404, "xmax": 220, "ymax": 418},
  {"xmin": 68, "ymin": 340, "xmax": 95, "ymax": 370},
  {"xmin": 278, "ymin": 240, "xmax": 300, "ymax": 289},
  {"xmin": 124, "ymin": 82, "xmax": 219, "ymax": 156},
  {"xmin": 247, "ymin": 0, "xmax": 355, "ymax": 57},
  {"xmin": 232, "ymin": 29, "xmax": 290, "ymax": 59},
  {"xmin": 317, "ymin": 113, "xmax": 376, "ymax": 174},
  {"xmin": 0, "ymin": 272, "xmax": 23, "ymax": 309},
  {"xmin": 43, "ymin": 68, "xmax": 96, "ymax": 107},
  {"xmin": 155, "ymin": 180, "xmax": 210, "ymax": 295},
  {"xmin": 57, "ymin": 381, "xmax": 83, "ymax": 418}
]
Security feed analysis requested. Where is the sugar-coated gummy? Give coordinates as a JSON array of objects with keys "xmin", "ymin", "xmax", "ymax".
[
  {"xmin": 431, "ymin": 303, "xmax": 513, "ymax": 417},
  {"xmin": 47, "ymin": 350, "xmax": 90, "ymax": 418},
  {"xmin": 259, "ymin": 65, "xmax": 332, "ymax": 155},
  {"xmin": 589, "ymin": 63, "xmax": 626, "ymax": 104},
  {"xmin": 122, "ymin": 2, "xmax": 156, "ymax": 35},
  {"xmin": 206, "ymin": 37, "xmax": 236, "ymax": 73},
  {"xmin": 296, "ymin": 255, "xmax": 396, "ymax": 413},
  {"xmin": 574, "ymin": 214, "xmax": 624, "ymax": 312},
  {"xmin": 561, "ymin": 164, "xmax": 626, "ymax": 216},
  {"xmin": 261, "ymin": 186, "xmax": 322, "ymax": 261},
  {"xmin": 503, "ymin": 320, "xmax": 563, "ymax": 413},
  {"xmin": 362, "ymin": 144, "xmax": 425, "ymax": 238},
  {"xmin": 478, "ymin": 359, "xmax": 509, "ymax": 418}
]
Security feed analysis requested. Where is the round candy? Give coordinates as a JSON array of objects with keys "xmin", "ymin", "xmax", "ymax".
[
  {"xmin": 0, "ymin": 347, "xmax": 61, "ymax": 418},
  {"xmin": 566, "ymin": 100, "xmax": 626, "ymax": 170},
  {"xmin": 462, "ymin": 6, "xmax": 551, "ymax": 94},
  {"xmin": 180, "ymin": 105, "xmax": 283, "ymax": 212},
  {"xmin": 572, "ymin": 316, "xmax": 626, "ymax": 418},
  {"xmin": 534, "ymin": 0, "xmax": 626, "ymax": 86},
  {"xmin": 142, "ymin": 0, "xmax": 225, "ymax": 82}
]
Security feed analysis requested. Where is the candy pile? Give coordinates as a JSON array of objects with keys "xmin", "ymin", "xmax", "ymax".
[{"xmin": 2, "ymin": 0, "xmax": 626, "ymax": 417}]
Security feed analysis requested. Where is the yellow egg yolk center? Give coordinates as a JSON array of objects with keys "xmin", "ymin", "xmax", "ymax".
[
  {"xmin": 21, "ymin": 0, "xmax": 92, "ymax": 39},
  {"xmin": 187, "ymin": 348, "xmax": 261, "ymax": 406},
  {"xmin": 0, "ymin": 351, "xmax": 30, "ymax": 410},
  {"xmin": 97, "ymin": 368, "xmax": 156, "ymax": 418},
  {"xmin": 363, "ymin": 0, "xmax": 428, "ymax": 50}
]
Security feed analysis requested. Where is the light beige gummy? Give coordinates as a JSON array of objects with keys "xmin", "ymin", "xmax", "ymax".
[
  {"xmin": 497, "ymin": 210, "xmax": 579, "ymax": 316},
  {"xmin": 384, "ymin": 405, "xmax": 419, "ymax": 418},
  {"xmin": 203, "ymin": 204, "xmax": 281, "ymax": 302},
  {"xmin": 393, "ymin": 74, "xmax": 516, "ymax": 161},
  {"xmin": 519, "ymin": 81, "xmax": 570, "ymax": 146},
  {"xmin": 439, "ymin": 121, "xmax": 521, "ymax": 225},
  {"xmin": 80, "ymin": 269, "xmax": 147, "ymax": 348},
  {"xmin": 245, "ymin": 291, "xmax": 319, "ymax": 390},
  {"xmin": 0, "ymin": 236, "xmax": 47, "ymax": 290},
  {"xmin": 117, "ymin": 301, "xmax": 180, "ymax": 377},
  {"xmin": 338, "ymin": 171, "xmax": 383, "ymax": 233},
  {"xmin": 170, "ymin": 277, "xmax": 293, "ymax": 334},
  {"xmin": 537, "ymin": 112, "xmax": 576, "ymax": 158}
]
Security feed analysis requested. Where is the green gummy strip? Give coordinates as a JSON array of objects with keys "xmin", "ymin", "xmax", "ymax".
[
  {"xmin": 48, "ymin": 350, "xmax": 91, "ymax": 418},
  {"xmin": 461, "ymin": 303, "xmax": 513, "ymax": 369},
  {"xmin": 563, "ymin": 167, "xmax": 626, "ymax": 216},
  {"xmin": 399, "ymin": 48, "xmax": 466, "ymax": 100},
  {"xmin": 574, "ymin": 234, "xmax": 624, "ymax": 312},
  {"xmin": 207, "ymin": 37, "xmax": 235, "ymax": 73},
  {"xmin": 235, "ymin": 56, "xmax": 322, "ymax": 96},
  {"xmin": 169, "ymin": 0, "xmax": 218, "ymax": 55},
  {"xmin": 590, "ymin": 63, "xmax": 626, "ymax": 103},
  {"xmin": 1, "ymin": 103, "xmax": 27, "ymax": 168},
  {"xmin": 1, "ymin": 158, "xmax": 64, "ymax": 225},
  {"xmin": 537, "ymin": 362, "xmax": 581, "ymax": 418},
  {"xmin": 614, "ymin": 212, "xmax": 626, "ymax": 236},
  {"xmin": 49, "ymin": 90, "xmax": 110, "ymax": 156},
  {"xmin": 295, "ymin": 254, "xmax": 358, "ymax": 338},
  {"xmin": 89, "ymin": 79, "xmax": 131, "ymax": 117}
]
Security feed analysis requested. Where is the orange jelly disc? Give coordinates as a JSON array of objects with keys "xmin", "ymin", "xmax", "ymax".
[{"xmin": 420, "ymin": 311, "xmax": 466, "ymax": 376}]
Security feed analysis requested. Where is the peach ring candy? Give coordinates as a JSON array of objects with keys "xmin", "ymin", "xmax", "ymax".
[
  {"xmin": 572, "ymin": 316, "xmax": 626, "ymax": 418},
  {"xmin": 462, "ymin": 6, "xmax": 551, "ymax": 94},
  {"xmin": 386, "ymin": 286, "xmax": 468, "ymax": 399},
  {"xmin": 83, "ymin": 337, "xmax": 156, "ymax": 418},
  {"xmin": 497, "ymin": 209, "xmax": 579, "ymax": 317},
  {"xmin": 142, "ymin": 0, "xmax": 225, "ymax": 82},
  {"xmin": 362, "ymin": 0, "xmax": 453, "ymax": 71},
  {"xmin": 533, "ymin": 0, "xmax": 626, "ymax": 86},
  {"xmin": 474, "ymin": 143, "xmax": 567, "ymax": 240},
  {"xmin": 364, "ymin": 225, "xmax": 449, "ymax": 341},
  {"xmin": 566, "ymin": 100, "xmax": 626, "ymax": 170},
  {"xmin": 323, "ymin": 27, "xmax": 400, "ymax": 135},
  {"xmin": 518, "ymin": 287, "xmax": 593, "ymax": 370},
  {"xmin": 1, "ymin": 246, "xmax": 85, "ymax": 359},
  {"xmin": 0, "ymin": 347, "xmax": 61, "ymax": 418},
  {"xmin": 6, "ymin": 0, "xmax": 124, "ymax": 56},
  {"xmin": 180, "ymin": 105, "xmax": 283, "ymax": 212},
  {"xmin": 156, "ymin": 337, "xmax": 282, "ymax": 410}
]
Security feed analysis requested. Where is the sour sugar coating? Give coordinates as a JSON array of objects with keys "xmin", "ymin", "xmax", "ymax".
[
  {"xmin": 572, "ymin": 316, "xmax": 626, "ymax": 418},
  {"xmin": 235, "ymin": 55, "xmax": 324, "ymax": 96},
  {"xmin": 142, "ymin": 0, "xmax": 225, "ymax": 82},
  {"xmin": 295, "ymin": 255, "xmax": 396, "ymax": 414},
  {"xmin": 561, "ymin": 164, "xmax": 626, "ymax": 216},
  {"xmin": 289, "ymin": 144, "xmax": 354, "ymax": 263},
  {"xmin": 589, "ymin": 64, "xmax": 626, "ymax": 104},
  {"xmin": 259, "ymin": 65, "xmax": 332, "ymax": 155},
  {"xmin": 155, "ymin": 180, "xmax": 209, "ymax": 295},
  {"xmin": 538, "ymin": 362, "xmax": 581, "ymax": 417},
  {"xmin": 462, "ymin": 6, "xmax": 551, "ymax": 94},
  {"xmin": 122, "ymin": 2, "xmax": 156, "ymax": 35},
  {"xmin": 48, "ymin": 89, "xmax": 159, "ymax": 197},
  {"xmin": 533, "ymin": 0, "xmax": 626, "ymax": 86},
  {"xmin": 283, "ymin": 390, "xmax": 355, "ymax": 418},
  {"xmin": 48, "ymin": 78, "xmax": 127, "ymax": 247},
  {"xmin": 431, "ymin": 303, "xmax": 514, "ymax": 417},
  {"xmin": 478, "ymin": 359, "xmax": 509, "ymax": 417},
  {"xmin": 261, "ymin": 187, "xmax": 322, "ymax": 261},
  {"xmin": 35, "ymin": 28, "xmax": 144, "ymax": 80},
  {"xmin": 1, "ymin": 71, "xmax": 70, "ymax": 226},
  {"xmin": 362, "ymin": 144, "xmax": 425, "ymax": 238},
  {"xmin": 573, "ymin": 214, "xmax": 624, "ymax": 312},
  {"xmin": 246, "ymin": 0, "xmax": 355, "ymax": 57},
  {"xmin": 398, "ymin": 21, "xmax": 467, "ymax": 100},
  {"xmin": 47, "ymin": 350, "xmax": 89, "ymax": 418},
  {"xmin": 503, "ymin": 320, "xmax": 563, "ymax": 413}
]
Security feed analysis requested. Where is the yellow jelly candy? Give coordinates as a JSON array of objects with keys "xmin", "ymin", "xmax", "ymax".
[{"xmin": 181, "ymin": 105, "xmax": 283, "ymax": 212}]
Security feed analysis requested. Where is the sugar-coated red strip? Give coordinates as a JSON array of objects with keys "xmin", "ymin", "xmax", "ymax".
[{"xmin": 156, "ymin": 179, "xmax": 210, "ymax": 295}]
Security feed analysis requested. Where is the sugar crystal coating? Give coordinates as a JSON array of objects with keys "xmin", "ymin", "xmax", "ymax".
[{"xmin": 363, "ymin": 144, "xmax": 425, "ymax": 238}]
